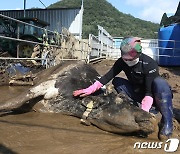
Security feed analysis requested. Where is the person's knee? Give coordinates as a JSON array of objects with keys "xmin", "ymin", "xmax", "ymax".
[
  {"xmin": 153, "ymin": 77, "xmax": 167, "ymax": 85},
  {"xmin": 112, "ymin": 77, "xmax": 119, "ymax": 86},
  {"xmin": 112, "ymin": 77, "xmax": 127, "ymax": 86},
  {"xmin": 112, "ymin": 77, "xmax": 127, "ymax": 94},
  {"xmin": 152, "ymin": 77, "xmax": 171, "ymax": 94}
]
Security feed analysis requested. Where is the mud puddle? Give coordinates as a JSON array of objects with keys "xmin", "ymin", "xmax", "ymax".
[{"xmin": 0, "ymin": 86, "xmax": 179, "ymax": 154}]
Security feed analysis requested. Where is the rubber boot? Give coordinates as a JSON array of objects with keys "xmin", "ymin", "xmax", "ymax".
[{"xmin": 152, "ymin": 77, "xmax": 173, "ymax": 140}]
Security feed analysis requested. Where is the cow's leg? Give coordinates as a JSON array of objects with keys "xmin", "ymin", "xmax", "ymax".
[{"xmin": 0, "ymin": 80, "xmax": 58, "ymax": 112}]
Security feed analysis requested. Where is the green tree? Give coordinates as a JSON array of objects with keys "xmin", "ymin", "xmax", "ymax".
[{"xmin": 48, "ymin": 0, "xmax": 159, "ymax": 39}]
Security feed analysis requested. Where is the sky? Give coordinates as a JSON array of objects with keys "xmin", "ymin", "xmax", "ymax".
[{"xmin": 0, "ymin": 0, "xmax": 179, "ymax": 23}]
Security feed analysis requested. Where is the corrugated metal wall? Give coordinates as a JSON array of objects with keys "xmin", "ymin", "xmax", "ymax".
[{"xmin": 0, "ymin": 8, "xmax": 82, "ymax": 39}]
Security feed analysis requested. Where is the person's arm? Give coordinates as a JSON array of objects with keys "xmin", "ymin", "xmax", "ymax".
[
  {"xmin": 144, "ymin": 61, "xmax": 159, "ymax": 97},
  {"xmin": 73, "ymin": 58, "xmax": 123, "ymax": 97},
  {"xmin": 141, "ymin": 61, "xmax": 159, "ymax": 112},
  {"xmin": 73, "ymin": 80, "xmax": 103, "ymax": 97},
  {"xmin": 99, "ymin": 58, "xmax": 123, "ymax": 85}
]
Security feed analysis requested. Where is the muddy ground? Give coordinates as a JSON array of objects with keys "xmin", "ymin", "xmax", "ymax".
[{"xmin": 0, "ymin": 59, "xmax": 179, "ymax": 154}]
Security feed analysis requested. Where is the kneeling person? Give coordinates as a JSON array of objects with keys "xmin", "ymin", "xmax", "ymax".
[{"xmin": 73, "ymin": 37, "xmax": 173, "ymax": 139}]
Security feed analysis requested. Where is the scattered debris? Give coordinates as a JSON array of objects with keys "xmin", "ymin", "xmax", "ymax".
[{"xmin": 160, "ymin": 72, "xmax": 170, "ymax": 79}]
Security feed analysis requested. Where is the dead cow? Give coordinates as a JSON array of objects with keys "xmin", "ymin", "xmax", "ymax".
[{"xmin": 0, "ymin": 61, "xmax": 157, "ymax": 136}]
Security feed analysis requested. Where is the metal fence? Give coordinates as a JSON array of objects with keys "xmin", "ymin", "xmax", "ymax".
[
  {"xmin": 88, "ymin": 25, "xmax": 119, "ymax": 62},
  {"xmin": 0, "ymin": 7, "xmax": 83, "ymax": 39},
  {"xmin": 88, "ymin": 33, "xmax": 180, "ymax": 65},
  {"xmin": 141, "ymin": 39, "xmax": 159, "ymax": 61},
  {"xmin": 141, "ymin": 39, "xmax": 180, "ymax": 65},
  {"xmin": 0, "ymin": 13, "xmax": 180, "ymax": 67},
  {"xmin": 0, "ymin": 13, "xmax": 90, "ymax": 68}
]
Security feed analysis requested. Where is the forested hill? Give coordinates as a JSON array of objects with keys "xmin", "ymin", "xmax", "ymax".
[{"xmin": 48, "ymin": 0, "xmax": 160, "ymax": 39}]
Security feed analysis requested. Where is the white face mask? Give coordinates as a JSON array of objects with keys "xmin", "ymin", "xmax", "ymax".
[{"xmin": 123, "ymin": 58, "xmax": 139, "ymax": 66}]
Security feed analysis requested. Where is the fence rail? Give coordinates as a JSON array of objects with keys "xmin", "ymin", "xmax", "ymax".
[
  {"xmin": 0, "ymin": 13, "xmax": 90, "ymax": 67},
  {"xmin": 0, "ymin": 13, "xmax": 180, "ymax": 67},
  {"xmin": 88, "ymin": 35, "xmax": 180, "ymax": 65}
]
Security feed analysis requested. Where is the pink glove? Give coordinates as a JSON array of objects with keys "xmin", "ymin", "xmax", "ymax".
[
  {"xmin": 73, "ymin": 81, "xmax": 103, "ymax": 97},
  {"xmin": 141, "ymin": 96, "xmax": 153, "ymax": 112}
]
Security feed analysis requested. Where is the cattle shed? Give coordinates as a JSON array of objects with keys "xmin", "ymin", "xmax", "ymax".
[{"xmin": 0, "ymin": 6, "xmax": 83, "ymax": 39}]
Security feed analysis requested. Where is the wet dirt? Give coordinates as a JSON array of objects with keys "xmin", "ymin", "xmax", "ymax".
[{"xmin": 0, "ymin": 59, "xmax": 179, "ymax": 154}]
